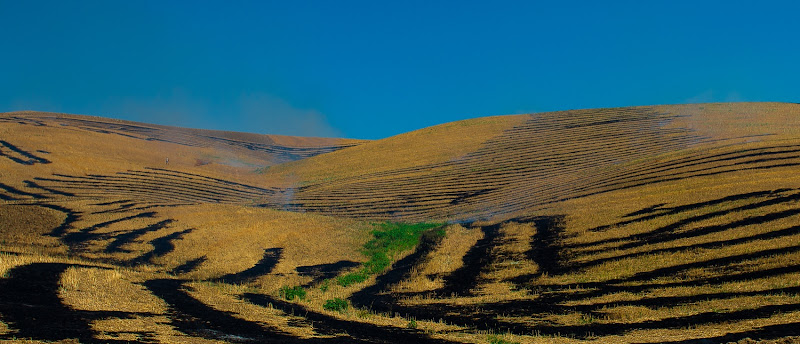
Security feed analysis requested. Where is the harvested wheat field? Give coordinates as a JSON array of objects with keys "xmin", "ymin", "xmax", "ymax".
[{"xmin": 2, "ymin": 103, "xmax": 800, "ymax": 343}]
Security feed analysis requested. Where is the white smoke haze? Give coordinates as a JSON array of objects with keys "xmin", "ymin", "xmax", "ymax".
[
  {"xmin": 684, "ymin": 90, "xmax": 746, "ymax": 105},
  {"xmin": 236, "ymin": 93, "xmax": 341, "ymax": 138},
  {"xmin": 31, "ymin": 89, "xmax": 344, "ymax": 138},
  {"xmin": 684, "ymin": 90, "xmax": 715, "ymax": 104},
  {"xmin": 110, "ymin": 89, "xmax": 208, "ymax": 128},
  {"xmin": 108, "ymin": 91, "xmax": 343, "ymax": 138},
  {"xmin": 724, "ymin": 91, "xmax": 744, "ymax": 102}
]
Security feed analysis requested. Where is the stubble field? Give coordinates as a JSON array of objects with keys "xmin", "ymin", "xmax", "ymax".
[{"xmin": 2, "ymin": 103, "xmax": 800, "ymax": 343}]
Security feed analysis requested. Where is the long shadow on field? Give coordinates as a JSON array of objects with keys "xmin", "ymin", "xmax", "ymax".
[
  {"xmin": 572, "ymin": 189, "xmax": 800, "ymax": 251},
  {"xmin": 534, "ymin": 249, "xmax": 800, "ymax": 301},
  {"xmin": 144, "ymin": 167, "xmax": 276, "ymax": 195},
  {"xmin": 23, "ymin": 180, "xmax": 76, "ymax": 197},
  {"xmin": 63, "ymin": 212, "xmax": 158, "ymax": 249},
  {"xmin": 346, "ymin": 207, "xmax": 800, "ymax": 338},
  {"xmin": 350, "ymin": 229, "xmax": 444, "ymax": 310},
  {"xmin": 526, "ymin": 215, "xmax": 565, "ymax": 275},
  {"xmin": 345, "ymin": 225, "xmax": 538, "ymax": 334},
  {"xmin": 0, "ymin": 263, "xmax": 90, "ymax": 341},
  {"xmin": 586, "ymin": 207, "xmax": 800, "ymax": 258},
  {"xmin": 93, "ymin": 199, "xmax": 136, "ymax": 206},
  {"xmin": 0, "ymin": 189, "xmax": 13, "ymax": 201},
  {"xmin": 420, "ymin": 282, "xmax": 800, "ymax": 322},
  {"xmin": 0, "ymin": 263, "xmax": 150, "ymax": 343},
  {"xmin": 85, "ymin": 212, "xmax": 158, "ymax": 232},
  {"xmin": 0, "ymin": 115, "xmax": 46, "ymax": 126},
  {"xmin": 243, "ymin": 293, "xmax": 458, "ymax": 344},
  {"xmin": 437, "ymin": 223, "xmax": 502, "ymax": 296},
  {"xmin": 92, "ymin": 200, "xmax": 137, "ymax": 213},
  {"xmin": 104, "ymin": 219, "xmax": 175, "ymax": 253},
  {"xmin": 27, "ymin": 203, "xmax": 82, "ymax": 237},
  {"xmin": 0, "ymin": 140, "xmax": 51, "ymax": 165},
  {"xmin": 346, "ymin": 221, "xmax": 564, "ymax": 334},
  {"xmin": 613, "ymin": 189, "xmax": 791, "ymax": 225},
  {"xmin": 378, "ymin": 279, "xmax": 800, "ymax": 338},
  {"xmin": 524, "ymin": 301, "xmax": 800, "ymax": 338},
  {"xmin": 603, "ymin": 144, "xmax": 799, "ymax": 187},
  {"xmin": 532, "ymin": 263, "xmax": 800, "ymax": 307},
  {"xmin": 172, "ymin": 256, "xmax": 208, "ymax": 275},
  {"xmin": 572, "ymin": 223, "xmax": 800, "ymax": 272},
  {"xmin": 0, "ymin": 182, "xmax": 47, "ymax": 200},
  {"xmin": 506, "ymin": 215, "xmax": 566, "ymax": 287},
  {"xmin": 582, "ymin": 285, "xmax": 800, "ymax": 311},
  {"xmin": 653, "ymin": 321, "xmax": 800, "ymax": 344},
  {"xmin": 217, "ymin": 248, "xmax": 282, "ymax": 284},
  {"xmin": 581, "ymin": 145, "xmax": 800, "ymax": 191},
  {"xmin": 91, "ymin": 201, "xmax": 193, "ymax": 215},
  {"xmin": 129, "ymin": 228, "xmax": 194, "ymax": 265},
  {"xmin": 35, "ymin": 168, "xmax": 275, "ymax": 204},
  {"xmin": 369, "ymin": 190, "xmax": 800, "ymax": 338},
  {"xmin": 619, "ymin": 243, "xmax": 800, "ymax": 284},
  {"xmin": 571, "ymin": 150, "xmax": 800, "ymax": 205},
  {"xmin": 297, "ymin": 260, "xmax": 360, "ymax": 287},
  {"xmin": 449, "ymin": 188, "xmax": 497, "ymax": 205},
  {"xmin": 144, "ymin": 279, "xmax": 319, "ymax": 343}
]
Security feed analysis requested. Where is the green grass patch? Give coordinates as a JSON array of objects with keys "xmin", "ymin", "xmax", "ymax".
[
  {"xmin": 279, "ymin": 286, "xmax": 306, "ymax": 301},
  {"xmin": 319, "ymin": 279, "xmax": 330, "ymax": 292},
  {"xmin": 337, "ymin": 222, "xmax": 444, "ymax": 287},
  {"xmin": 336, "ymin": 271, "xmax": 369, "ymax": 286},
  {"xmin": 487, "ymin": 334, "xmax": 520, "ymax": 344},
  {"xmin": 323, "ymin": 297, "xmax": 349, "ymax": 312},
  {"xmin": 407, "ymin": 319, "xmax": 417, "ymax": 329}
]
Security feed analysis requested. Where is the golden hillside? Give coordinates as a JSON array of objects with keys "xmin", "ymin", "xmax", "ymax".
[
  {"xmin": 2, "ymin": 103, "xmax": 800, "ymax": 343},
  {"xmin": 262, "ymin": 102, "xmax": 800, "ymax": 222}
]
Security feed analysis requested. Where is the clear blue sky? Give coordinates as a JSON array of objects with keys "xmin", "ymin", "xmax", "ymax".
[{"xmin": 1, "ymin": 1, "xmax": 798, "ymax": 139}]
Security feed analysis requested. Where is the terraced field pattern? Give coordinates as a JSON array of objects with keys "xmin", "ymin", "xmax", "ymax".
[{"xmin": 2, "ymin": 103, "xmax": 800, "ymax": 343}]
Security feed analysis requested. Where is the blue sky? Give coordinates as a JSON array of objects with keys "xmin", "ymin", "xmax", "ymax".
[{"xmin": 1, "ymin": 1, "xmax": 798, "ymax": 139}]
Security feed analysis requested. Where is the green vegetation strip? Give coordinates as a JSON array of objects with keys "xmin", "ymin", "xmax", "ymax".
[
  {"xmin": 337, "ymin": 222, "xmax": 444, "ymax": 287},
  {"xmin": 487, "ymin": 335, "xmax": 520, "ymax": 344},
  {"xmin": 323, "ymin": 297, "xmax": 349, "ymax": 312},
  {"xmin": 279, "ymin": 286, "xmax": 306, "ymax": 300}
]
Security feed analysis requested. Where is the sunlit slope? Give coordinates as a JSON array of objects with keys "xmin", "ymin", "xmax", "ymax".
[
  {"xmin": 0, "ymin": 110, "xmax": 372, "ymax": 281},
  {"xmin": 262, "ymin": 102, "xmax": 800, "ymax": 222},
  {"xmin": 0, "ymin": 111, "xmax": 364, "ymax": 200},
  {"xmin": 0, "ymin": 110, "xmax": 372, "ymax": 288},
  {"xmin": 1, "ymin": 111, "xmax": 364, "ymax": 170}
]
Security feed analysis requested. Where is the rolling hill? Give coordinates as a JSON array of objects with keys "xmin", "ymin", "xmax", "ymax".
[{"xmin": 1, "ymin": 103, "xmax": 800, "ymax": 343}]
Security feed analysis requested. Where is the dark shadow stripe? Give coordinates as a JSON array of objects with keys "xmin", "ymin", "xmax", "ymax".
[
  {"xmin": 0, "ymin": 263, "xmax": 144, "ymax": 343},
  {"xmin": 0, "ymin": 140, "xmax": 50, "ymax": 165},
  {"xmin": 243, "ymin": 293, "xmax": 457, "ymax": 344},
  {"xmin": 572, "ymin": 224, "xmax": 800, "ymax": 272},
  {"xmin": 129, "ymin": 229, "xmax": 194, "ymax": 265},
  {"xmin": 143, "ymin": 279, "xmax": 310, "ymax": 343},
  {"xmin": 22, "ymin": 180, "xmax": 75, "ymax": 197},
  {"xmin": 297, "ymin": 260, "xmax": 360, "ymax": 287},
  {"xmin": 104, "ymin": 219, "xmax": 175, "ymax": 253},
  {"xmin": 171, "ymin": 256, "xmax": 207, "ymax": 275},
  {"xmin": 350, "ymin": 229, "xmax": 444, "ymax": 310},
  {"xmin": 216, "ymin": 248, "xmax": 282, "ymax": 284},
  {"xmin": 35, "ymin": 203, "xmax": 82, "ymax": 237},
  {"xmin": 0, "ymin": 182, "xmax": 47, "ymax": 199},
  {"xmin": 437, "ymin": 224, "xmax": 502, "ymax": 296}
]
